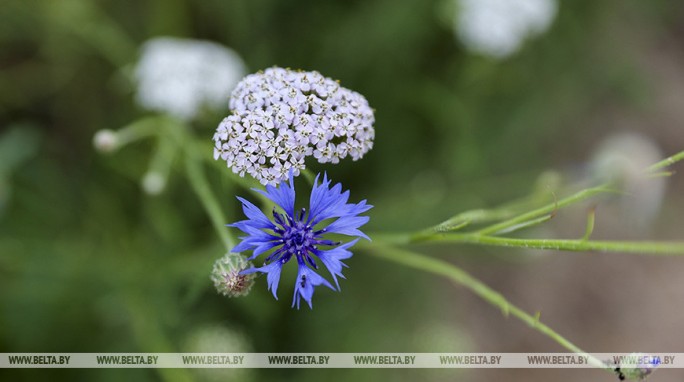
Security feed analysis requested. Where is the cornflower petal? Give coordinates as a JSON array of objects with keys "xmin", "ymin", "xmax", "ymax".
[
  {"xmin": 315, "ymin": 239, "xmax": 357, "ymax": 290},
  {"xmin": 292, "ymin": 262, "xmax": 335, "ymax": 309},
  {"xmin": 324, "ymin": 215, "xmax": 371, "ymax": 240},
  {"xmin": 240, "ymin": 261, "xmax": 283, "ymax": 300},
  {"xmin": 235, "ymin": 196, "xmax": 274, "ymax": 229},
  {"xmin": 255, "ymin": 170, "xmax": 295, "ymax": 217}
]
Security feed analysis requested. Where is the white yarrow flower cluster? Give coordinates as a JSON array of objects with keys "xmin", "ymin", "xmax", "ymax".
[
  {"xmin": 213, "ymin": 67, "xmax": 375, "ymax": 185},
  {"xmin": 135, "ymin": 37, "xmax": 246, "ymax": 120},
  {"xmin": 455, "ymin": 0, "xmax": 558, "ymax": 58}
]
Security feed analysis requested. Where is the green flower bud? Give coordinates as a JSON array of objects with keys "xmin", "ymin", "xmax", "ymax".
[
  {"xmin": 211, "ymin": 253, "xmax": 254, "ymax": 297},
  {"xmin": 614, "ymin": 353, "xmax": 660, "ymax": 381}
]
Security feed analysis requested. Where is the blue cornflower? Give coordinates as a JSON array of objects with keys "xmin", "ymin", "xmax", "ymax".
[{"xmin": 230, "ymin": 171, "xmax": 372, "ymax": 309}]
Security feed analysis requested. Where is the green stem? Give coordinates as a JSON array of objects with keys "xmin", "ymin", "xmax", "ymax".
[
  {"xmin": 111, "ymin": 116, "xmax": 240, "ymax": 252},
  {"xmin": 165, "ymin": 120, "xmax": 242, "ymax": 252},
  {"xmin": 142, "ymin": 134, "xmax": 176, "ymax": 193},
  {"xmin": 647, "ymin": 150, "xmax": 684, "ymax": 172},
  {"xmin": 184, "ymin": 155, "xmax": 235, "ymax": 252},
  {"xmin": 116, "ymin": 116, "xmax": 164, "ymax": 147},
  {"xmin": 421, "ymin": 181, "xmax": 560, "ymax": 235},
  {"xmin": 364, "ymin": 241, "xmax": 608, "ymax": 371},
  {"xmin": 473, "ymin": 185, "xmax": 616, "ymax": 236},
  {"xmin": 192, "ymin": 139, "xmax": 272, "ymax": 204},
  {"xmin": 423, "ymin": 234, "xmax": 684, "ymax": 255}
]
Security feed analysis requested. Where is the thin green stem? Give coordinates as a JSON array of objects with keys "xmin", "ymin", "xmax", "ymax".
[
  {"xmin": 420, "ymin": 209, "xmax": 512, "ymax": 236},
  {"xmin": 184, "ymin": 154, "xmax": 235, "ymax": 252},
  {"xmin": 647, "ymin": 150, "xmax": 684, "ymax": 172},
  {"xmin": 413, "ymin": 220, "xmax": 470, "ymax": 241},
  {"xmin": 493, "ymin": 214, "xmax": 554, "ymax": 235},
  {"xmin": 190, "ymin": 138, "xmax": 273, "ymax": 206},
  {"xmin": 414, "ymin": 151, "xmax": 683, "ymax": 245},
  {"xmin": 116, "ymin": 116, "xmax": 164, "ymax": 147},
  {"xmin": 165, "ymin": 120, "xmax": 242, "ymax": 252},
  {"xmin": 363, "ymin": 241, "xmax": 608, "ymax": 371},
  {"xmin": 111, "ymin": 116, "xmax": 240, "ymax": 252},
  {"xmin": 424, "ymin": 234, "xmax": 684, "ymax": 255},
  {"xmin": 152, "ymin": 118, "xmax": 237, "ymax": 251},
  {"xmin": 420, "ymin": 183, "xmax": 559, "ymax": 236},
  {"xmin": 472, "ymin": 185, "xmax": 616, "ymax": 236},
  {"xmin": 143, "ymin": 134, "xmax": 176, "ymax": 191}
]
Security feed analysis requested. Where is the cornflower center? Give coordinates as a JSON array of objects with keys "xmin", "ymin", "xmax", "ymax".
[
  {"xmin": 268, "ymin": 208, "xmax": 337, "ymax": 268},
  {"xmin": 284, "ymin": 220, "xmax": 314, "ymax": 254}
]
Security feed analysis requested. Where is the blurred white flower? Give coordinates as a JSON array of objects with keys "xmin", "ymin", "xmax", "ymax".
[
  {"xmin": 454, "ymin": 0, "xmax": 558, "ymax": 58},
  {"xmin": 141, "ymin": 171, "xmax": 166, "ymax": 195},
  {"xmin": 134, "ymin": 37, "xmax": 246, "ymax": 120},
  {"xmin": 93, "ymin": 129, "xmax": 119, "ymax": 153},
  {"xmin": 183, "ymin": 325, "xmax": 254, "ymax": 382},
  {"xmin": 591, "ymin": 132, "xmax": 666, "ymax": 229}
]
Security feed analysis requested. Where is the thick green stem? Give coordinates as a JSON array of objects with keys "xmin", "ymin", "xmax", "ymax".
[{"xmin": 364, "ymin": 241, "xmax": 608, "ymax": 371}]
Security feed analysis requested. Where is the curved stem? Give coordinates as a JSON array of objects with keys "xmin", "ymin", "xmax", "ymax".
[
  {"xmin": 364, "ymin": 241, "xmax": 609, "ymax": 371},
  {"xmin": 184, "ymin": 153, "xmax": 235, "ymax": 252}
]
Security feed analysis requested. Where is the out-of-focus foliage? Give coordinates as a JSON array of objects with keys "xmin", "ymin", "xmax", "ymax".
[{"xmin": 2, "ymin": 1, "xmax": 684, "ymax": 381}]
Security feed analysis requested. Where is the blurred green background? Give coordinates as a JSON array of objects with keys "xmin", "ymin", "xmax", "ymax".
[{"xmin": 2, "ymin": 0, "xmax": 684, "ymax": 381}]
